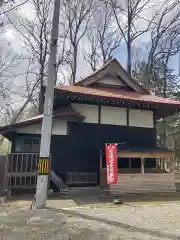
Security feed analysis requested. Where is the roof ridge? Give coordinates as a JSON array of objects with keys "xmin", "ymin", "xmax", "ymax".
[{"xmin": 75, "ymin": 58, "xmax": 116, "ymax": 86}]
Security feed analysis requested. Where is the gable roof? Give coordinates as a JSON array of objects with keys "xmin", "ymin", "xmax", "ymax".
[
  {"xmin": 76, "ymin": 59, "xmax": 150, "ymax": 94},
  {"xmin": 2, "ymin": 58, "xmax": 180, "ymax": 136}
]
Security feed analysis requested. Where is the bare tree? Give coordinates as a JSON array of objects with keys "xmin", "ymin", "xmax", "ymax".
[
  {"xmin": 62, "ymin": 0, "xmax": 96, "ymax": 84},
  {"xmin": 6, "ymin": 0, "xmax": 54, "ymax": 113},
  {"xmin": 132, "ymin": 34, "xmax": 180, "ymax": 158},
  {"xmin": 0, "ymin": 47, "xmax": 20, "ymax": 118},
  {"xmin": 7, "ymin": 0, "xmax": 70, "ymax": 112},
  {"xmin": 0, "ymin": 54, "xmax": 43, "ymax": 148},
  {"xmin": 0, "ymin": 43, "xmax": 22, "ymax": 148},
  {"xmin": 84, "ymin": 2, "xmax": 121, "ymax": 71},
  {"xmin": 133, "ymin": 33, "xmax": 180, "ymax": 94},
  {"xmin": 109, "ymin": 0, "xmax": 155, "ymax": 76},
  {"xmin": 83, "ymin": 30, "xmax": 99, "ymax": 72},
  {"xmin": 145, "ymin": 0, "xmax": 180, "ymax": 88},
  {"xmin": 0, "ymin": 0, "xmax": 29, "ymax": 18}
]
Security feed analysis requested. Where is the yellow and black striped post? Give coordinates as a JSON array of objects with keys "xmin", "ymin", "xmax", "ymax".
[{"xmin": 38, "ymin": 157, "xmax": 50, "ymax": 175}]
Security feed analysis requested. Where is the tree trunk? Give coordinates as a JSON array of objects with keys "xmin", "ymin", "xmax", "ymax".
[
  {"xmin": 127, "ymin": 4, "xmax": 131, "ymax": 77},
  {"xmin": 127, "ymin": 41, "xmax": 131, "ymax": 76},
  {"xmin": 72, "ymin": 45, "xmax": 78, "ymax": 85}
]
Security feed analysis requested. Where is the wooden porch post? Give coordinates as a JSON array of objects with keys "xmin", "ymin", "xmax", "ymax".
[
  {"xmin": 100, "ymin": 150, "xmax": 103, "ymax": 188},
  {"xmin": 141, "ymin": 158, "xmax": 144, "ymax": 174},
  {"xmin": 100, "ymin": 150, "xmax": 102, "ymax": 169},
  {"xmin": 129, "ymin": 158, "xmax": 131, "ymax": 169},
  {"xmin": 171, "ymin": 155, "xmax": 175, "ymax": 173}
]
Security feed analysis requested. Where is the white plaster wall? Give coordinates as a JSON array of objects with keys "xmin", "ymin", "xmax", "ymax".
[
  {"xmin": 101, "ymin": 106, "xmax": 127, "ymax": 125},
  {"xmin": 71, "ymin": 103, "xmax": 98, "ymax": 123},
  {"xmin": 17, "ymin": 119, "xmax": 67, "ymax": 135},
  {"xmin": 98, "ymin": 76, "xmax": 125, "ymax": 86},
  {"xmin": 129, "ymin": 109, "xmax": 154, "ymax": 128}
]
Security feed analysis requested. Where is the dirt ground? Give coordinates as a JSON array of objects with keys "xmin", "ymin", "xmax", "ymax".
[{"xmin": 1, "ymin": 191, "xmax": 180, "ymax": 240}]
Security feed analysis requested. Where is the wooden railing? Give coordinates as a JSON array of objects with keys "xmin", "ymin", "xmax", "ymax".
[
  {"xmin": 6, "ymin": 153, "xmax": 98, "ymax": 191},
  {"xmin": 7, "ymin": 153, "xmax": 39, "ymax": 189}
]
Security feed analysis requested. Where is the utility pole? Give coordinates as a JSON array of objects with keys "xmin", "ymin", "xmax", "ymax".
[{"xmin": 35, "ymin": 0, "xmax": 60, "ymax": 209}]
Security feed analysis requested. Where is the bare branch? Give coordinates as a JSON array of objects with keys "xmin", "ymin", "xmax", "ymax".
[
  {"xmin": 109, "ymin": 0, "xmax": 157, "ymax": 76},
  {"xmin": 84, "ymin": 1, "xmax": 121, "ymax": 71},
  {"xmin": 62, "ymin": 0, "xmax": 97, "ymax": 84},
  {"xmin": 0, "ymin": 0, "xmax": 28, "ymax": 16}
]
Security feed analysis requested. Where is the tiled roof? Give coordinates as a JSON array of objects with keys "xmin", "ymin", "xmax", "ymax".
[
  {"xmin": 55, "ymin": 85, "xmax": 180, "ymax": 106},
  {"xmin": 0, "ymin": 107, "xmax": 85, "ymax": 133}
]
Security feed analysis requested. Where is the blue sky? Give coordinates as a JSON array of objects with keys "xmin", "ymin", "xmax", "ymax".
[
  {"xmin": 114, "ymin": 44, "xmax": 127, "ymax": 68},
  {"xmin": 114, "ymin": 42, "xmax": 180, "ymax": 77}
]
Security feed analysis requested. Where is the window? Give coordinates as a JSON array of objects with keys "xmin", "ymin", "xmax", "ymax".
[
  {"xmin": 15, "ymin": 137, "xmax": 40, "ymax": 153},
  {"xmin": 131, "ymin": 158, "xmax": 141, "ymax": 168},
  {"xmin": 101, "ymin": 156, "xmax": 129, "ymax": 168},
  {"xmin": 118, "ymin": 158, "xmax": 129, "ymax": 168},
  {"xmin": 144, "ymin": 158, "xmax": 156, "ymax": 168}
]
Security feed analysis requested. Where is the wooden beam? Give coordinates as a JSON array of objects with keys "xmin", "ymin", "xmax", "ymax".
[
  {"xmin": 127, "ymin": 108, "xmax": 129, "ymax": 126},
  {"xmin": 117, "ymin": 151, "xmax": 173, "ymax": 158},
  {"xmin": 153, "ymin": 110, "xmax": 156, "ymax": 127},
  {"xmin": 141, "ymin": 158, "xmax": 144, "ymax": 174},
  {"xmin": 98, "ymin": 105, "xmax": 101, "ymax": 124},
  {"xmin": 171, "ymin": 155, "xmax": 175, "ymax": 173},
  {"xmin": 100, "ymin": 150, "xmax": 102, "ymax": 169}
]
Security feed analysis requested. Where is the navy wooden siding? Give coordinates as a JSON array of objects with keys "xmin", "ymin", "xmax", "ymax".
[{"xmin": 14, "ymin": 123, "xmax": 156, "ymax": 178}]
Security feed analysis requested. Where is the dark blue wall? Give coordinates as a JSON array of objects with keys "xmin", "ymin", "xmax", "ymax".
[
  {"xmin": 51, "ymin": 122, "xmax": 156, "ymax": 174},
  {"xmin": 14, "ymin": 123, "xmax": 156, "ymax": 179}
]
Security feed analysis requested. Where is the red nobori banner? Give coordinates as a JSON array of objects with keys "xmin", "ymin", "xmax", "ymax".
[{"xmin": 105, "ymin": 143, "xmax": 118, "ymax": 185}]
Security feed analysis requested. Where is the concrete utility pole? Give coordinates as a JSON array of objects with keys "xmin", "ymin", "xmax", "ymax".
[{"xmin": 35, "ymin": 0, "xmax": 60, "ymax": 209}]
